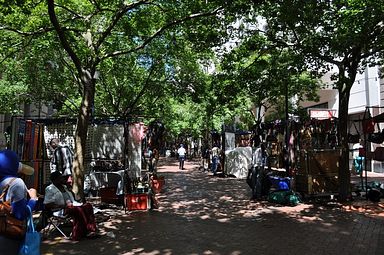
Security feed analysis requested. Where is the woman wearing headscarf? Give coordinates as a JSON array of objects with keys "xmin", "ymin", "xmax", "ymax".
[{"xmin": 0, "ymin": 149, "xmax": 38, "ymax": 255}]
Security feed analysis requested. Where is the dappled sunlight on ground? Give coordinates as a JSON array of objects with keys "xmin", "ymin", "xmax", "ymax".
[{"xmin": 41, "ymin": 157, "xmax": 384, "ymax": 255}]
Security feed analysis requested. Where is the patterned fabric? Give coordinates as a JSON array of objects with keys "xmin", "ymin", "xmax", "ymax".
[
  {"xmin": 51, "ymin": 145, "xmax": 74, "ymax": 176},
  {"xmin": 65, "ymin": 203, "xmax": 96, "ymax": 241}
]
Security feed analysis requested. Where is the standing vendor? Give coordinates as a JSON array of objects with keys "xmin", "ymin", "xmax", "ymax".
[{"xmin": 49, "ymin": 138, "xmax": 74, "ymax": 187}]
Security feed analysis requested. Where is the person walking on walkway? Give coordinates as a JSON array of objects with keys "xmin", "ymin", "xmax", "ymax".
[
  {"xmin": 177, "ymin": 144, "xmax": 186, "ymax": 170},
  {"xmin": 152, "ymin": 147, "xmax": 160, "ymax": 173},
  {"xmin": 211, "ymin": 144, "xmax": 221, "ymax": 175}
]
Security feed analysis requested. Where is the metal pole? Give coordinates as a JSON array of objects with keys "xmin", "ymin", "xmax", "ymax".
[
  {"xmin": 285, "ymin": 83, "xmax": 290, "ymax": 174},
  {"xmin": 364, "ymin": 107, "xmax": 368, "ymax": 199}
]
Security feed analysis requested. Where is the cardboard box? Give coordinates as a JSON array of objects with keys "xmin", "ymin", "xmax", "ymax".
[
  {"xmin": 295, "ymin": 174, "xmax": 339, "ymax": 195},
  {"xmin": 298, "ymin": 150, "xmax": 340, "ymax": 176},
  {"xmin": 125, "ymin": 193, "xmax": 150, "ymax": 211}
]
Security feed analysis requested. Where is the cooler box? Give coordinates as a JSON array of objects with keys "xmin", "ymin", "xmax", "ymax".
[{"xmin": 125, "ymin": 193, "xmax": 150, "ymax": 211}]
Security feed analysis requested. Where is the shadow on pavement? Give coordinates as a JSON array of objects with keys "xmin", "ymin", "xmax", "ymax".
[{"xmin": 41, "ymin": 157, "xmax": 384, "ymax": 255}]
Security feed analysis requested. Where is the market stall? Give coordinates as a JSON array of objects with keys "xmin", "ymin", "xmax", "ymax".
[
  {"xmin": 361, "ymin": 106, "xmax": 384, "ymax": 200},
  {"xmin": 294, "ymin": 111, "xmax": 340, "ymax": 196}
]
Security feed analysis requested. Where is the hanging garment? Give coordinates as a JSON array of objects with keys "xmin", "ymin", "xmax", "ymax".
[
  {"xmin": 65, "ymin": 203, "xmax": 96, "ymax": 241},
  {"xmin": 363, "ymin": 119, "xmax": 375, "ymax": 134}
]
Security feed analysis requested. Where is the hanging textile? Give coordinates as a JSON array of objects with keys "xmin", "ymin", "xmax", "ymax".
[{"xmin": 363, "ymin": 118, "xmax": 375, "ymax": 134}]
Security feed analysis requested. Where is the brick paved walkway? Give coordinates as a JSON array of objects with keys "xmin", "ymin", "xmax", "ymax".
[{"xmin": 41, "ymin": 158, "xmax": 384, "ymax": 255}]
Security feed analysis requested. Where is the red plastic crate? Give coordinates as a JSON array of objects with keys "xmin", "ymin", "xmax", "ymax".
[{"xmin": 125, "ymin": 193, "xmax": 150, "ymax": 211}]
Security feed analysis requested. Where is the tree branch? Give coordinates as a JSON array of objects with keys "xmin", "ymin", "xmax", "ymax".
[
  {"xmin": 360, "ymin": 47, "xmax": 383, "ymax": 59},
  {"xmin": 100, "ymin": 7, "xmax": 223, "ymax": 62},
  {"xmin": 94, "ymin": 0, "xmax": 150, "ymax": 53},
  {"xmin": 55, "ymin": 3, "xmax": 84, "ymax": 20},
  {"xmin": 99, "ymin": 75, "xmax": 121, "ymax": 115},
  {"xmin": 123, "ymin": 60, "xmax": 160, "ymax": 116},
  {"xmin": 47, "ymin": 0, "xmax": 83, "ymax": 74},
  {"xmin": 0, "ymin": 26, "xmax": 55, "ymax": 36},
  {"xmin": 316, "ymin": 54, "xmax": 341, "ymax": 66}
]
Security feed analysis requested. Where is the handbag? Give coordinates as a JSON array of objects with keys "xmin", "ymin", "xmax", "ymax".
[
  {"xmin": 0, "ymin": 178, "xmax": 27, "ymax": 239},
  {"xmin": 348, "ymin": 121, "xmax": 360, "ymax": 144},
  {"xmin": 368, "ymin": 132, "xmax": 384, "ymax": 144},
  {"xmin": 19, "ymin": 206, "xmax": 41, "ymax": 255}
]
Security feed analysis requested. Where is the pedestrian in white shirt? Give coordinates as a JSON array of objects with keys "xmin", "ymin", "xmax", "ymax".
[{"xmin": 177, "ymin": 144, "xmax": 186, "ymax": 170}]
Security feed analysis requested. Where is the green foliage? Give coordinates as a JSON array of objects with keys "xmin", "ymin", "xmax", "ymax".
[
  {"xmin": 0, "ymin": 0, "xmax": 226, "ymax": 120},
  {"xmin": 261, "ymin": 0, "xmax": 384, "ymax": 80},
  {"xmin": 216, "ymin": 34, "xmax": 320, "ymax": 124},
  {"xmin": 0, "ymin": 79, "xmax": 27, "ymax": 114}
]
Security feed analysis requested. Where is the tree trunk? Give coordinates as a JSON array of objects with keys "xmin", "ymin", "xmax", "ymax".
[
  {"xmin": 338, "ymin": 85, "xmax": 352, "ymax": 202},
  {"xmin": 72, "ymin": 69, "xmax": 95, "ymax": 202}
]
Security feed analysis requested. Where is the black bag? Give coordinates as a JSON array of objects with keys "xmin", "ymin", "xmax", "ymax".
[
  {"xmin": 348, "ymin": 121, "xmax": 360, "ymax": 144},
  {"xmin": 368, "ymin": 132, "xmax": 384, "ymax": 144},
  {"xmin": 348, "ymin": 133, "xmax": 360, "ymax": 144}
]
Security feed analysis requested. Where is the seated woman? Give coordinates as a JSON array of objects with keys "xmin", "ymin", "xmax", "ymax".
[{"xmin": 43, "ymin": 171, "xmax": 97, "ymax": 240}]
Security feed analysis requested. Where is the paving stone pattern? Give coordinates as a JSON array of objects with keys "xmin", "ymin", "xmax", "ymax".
[{"xmin": 41, "ymin": 158, "xmax": 384, "ymax": 255}]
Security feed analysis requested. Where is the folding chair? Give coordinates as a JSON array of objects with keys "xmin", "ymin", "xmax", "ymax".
[{"xmin": 40, "ymin": 209, "xmax": 72, "ymax": 239}]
